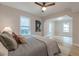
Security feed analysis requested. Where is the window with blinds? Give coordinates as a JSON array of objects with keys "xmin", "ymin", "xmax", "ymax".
[{"xmin": 20, "ymin": 16, "xmax": 31, "ymax": 35}]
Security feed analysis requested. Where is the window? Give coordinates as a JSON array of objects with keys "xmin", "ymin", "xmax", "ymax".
[
  {"xmin": 63, "ymin": 22, "xmax": 69, "ymax": 32},
  {"xmin": 49, "ymin": 22, "xmax": 52, "ymax": 33},
  {"xmin": 48, "ymin": 22, "xmax": 52, "ymax": 36},
  {"xmin": 20, "ymin": 16, "xmax": 31, "ymax": 35}
]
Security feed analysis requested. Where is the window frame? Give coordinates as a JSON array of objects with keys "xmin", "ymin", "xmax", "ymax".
[
  {"xmin": 20, "ymin": 16, "xmax": 31, "ymax": 36},
  {"xmin": 63, "ymin": 22, "xmax": 70, "ymax": 33}
]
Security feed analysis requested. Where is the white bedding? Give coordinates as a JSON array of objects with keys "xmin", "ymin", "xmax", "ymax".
[
  {"xmin": 32, "ymin": 35, "xmax": 61, "ymax": 55},
  {"xmin": 8, "ymin": 35, "xmax": 60, "ymax": 56}
]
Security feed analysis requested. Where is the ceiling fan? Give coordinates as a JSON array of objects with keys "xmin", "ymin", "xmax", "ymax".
[{"xmin": 35, "ymin": 2, "xmax": 55, "ymax": 12}]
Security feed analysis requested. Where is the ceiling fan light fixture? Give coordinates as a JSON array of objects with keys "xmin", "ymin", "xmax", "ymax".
[
  {"xmin": 42, "ymin": 7, "xmax": 46, "ymax": 11},
  {"xmin": 35, "ymin": 2, "xmax": 55, "ymax": 12}
]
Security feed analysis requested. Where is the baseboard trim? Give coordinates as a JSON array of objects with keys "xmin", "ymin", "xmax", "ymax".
[{"xmin": 73, "ymin": 43, "xmax": 79, "ymax": 47}]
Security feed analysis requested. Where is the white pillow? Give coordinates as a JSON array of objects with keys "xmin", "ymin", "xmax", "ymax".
[
  {"xmin": 1, "ymin": 27, "xmax": 13, "ymax": 34},
  {"xmin": 0, "ymin": 42, "xmax": 8, "ymax": 56}
]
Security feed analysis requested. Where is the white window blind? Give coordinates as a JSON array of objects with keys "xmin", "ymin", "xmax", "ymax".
[
  {"xmin": 63, "ymin": 23, "xmax": 69, "ymax": 32},
  {"xmin": 20, "ymin": 16, "xmax": 31, "ymax": 35}
]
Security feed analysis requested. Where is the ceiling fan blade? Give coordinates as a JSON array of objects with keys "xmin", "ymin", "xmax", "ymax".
[
  {"xmin": 45, "ymin": 3, "xmax": 55, "ymax": 7},
  {"xmin": 43, "ymin": 2, "xmax": 46, "ymax": 6},
  {"xmin": 35, "ymin": 2, "xmax": 43, "ymax": 7}
]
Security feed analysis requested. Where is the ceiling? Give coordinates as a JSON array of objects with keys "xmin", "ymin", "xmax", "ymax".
[{"xmin": 0, "ymin": 2, "xmax": 79, "ymax": 17}]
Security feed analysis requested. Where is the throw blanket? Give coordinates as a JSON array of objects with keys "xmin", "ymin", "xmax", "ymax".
[
  {"xmin": 32, "ymin": 35, "xmax": 61, "ymax": 56},
  {"xmin": 8, "ymin": 35, "xmax": 60, "ymax": 56},
  {"xmin": 8, "ymin": 36, "xmax": 48, "ymax": 56}
]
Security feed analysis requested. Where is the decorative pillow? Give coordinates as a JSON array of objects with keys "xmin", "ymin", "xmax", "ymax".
[
  {"xmin": 1, "ymin": 27, "xmax": 13, "ymax": 35},
  {"xmin": 18, "ymin": 36, "xmax": 27, "ymax": 44},
  {"xmin": 0, "ymin": 42, "xmax": 8, "ymax": 56},
  {"xmin": 12, "ymin": 32, "xmax": 22, "ymax": 44},
  {"xmin": 0, "ymin": 35, "xmax": 8, "ymax": 49},
  {"xmin": 12, "ymin": 32, "xmax": 26, "ymax": 44},
  {"xmin": 0, "ymin": 31, "xmax": 18, "ymax": 51}
]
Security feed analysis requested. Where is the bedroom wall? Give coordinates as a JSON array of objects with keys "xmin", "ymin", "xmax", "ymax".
[
  {"xmin": 44, "ymin": 19, "xmax": 55, "ymax": 37},
  {"xmin": 43, "ymin": 9, "xmax": 79, "ymax": 47},
  {"xmin": 0, "ymin": 4, "xmax": 43, "ymax": 36},
  {"xmin": 54, "ymin": 20, "xmax": 72, "ymax": 36}
]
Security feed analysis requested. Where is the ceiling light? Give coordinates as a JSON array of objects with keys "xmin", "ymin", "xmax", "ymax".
[
  {"xmin": 42, "ymin": 7, "xmax": 46, "ymax": 12},
  {"xmin": 35, "ymin": 2, "xmax": 55, "ymax": 12}
]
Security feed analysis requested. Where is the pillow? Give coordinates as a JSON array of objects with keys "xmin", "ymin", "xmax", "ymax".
[
  {"xmin": 12, "ymin": 32, "xmax": 26, "ymax": 44},
  {"xmin": 1, "ymin": 27, "xmax": 13, "ymax": 35},
  {"xmin": 0, "ymin": 31, "xmax": 18, "ymax": 51},
  {"xmin": 18, "ymin": 36, "xmax": 27, "ymax": 44},
  {"xmin": 12, "ymin": 32, "xmax": 22, "ymax": 44},
  {"xmin": 0, "ymin": 35, "xmax": 8, "ymax": 49},
  {"xmin": 0, "ymin": 42, "xmax": 8, "ymax": 56}
]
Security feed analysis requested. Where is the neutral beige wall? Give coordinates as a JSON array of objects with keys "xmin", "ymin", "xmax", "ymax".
[
  {"xmin": 0, "ymin": 4, "xmax": 43, "ymax": 36},
  {"xmin": 43, "ymin": 9, "xmax": 79, "ymax": 46}
]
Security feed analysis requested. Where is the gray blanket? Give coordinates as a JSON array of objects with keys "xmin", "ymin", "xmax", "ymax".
[
  {"xmin": 8, "ymin": 36, "xmax": 48, "ymax": 56},
  {"xmin": 8, "ymin": 36, "xmax": 60, "ymax": 56}
]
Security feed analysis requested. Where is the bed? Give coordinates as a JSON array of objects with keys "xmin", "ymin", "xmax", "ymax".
[
  {"xmin": 8, "ymin": 36, "xmax": 61, "ymax": 56},
  {"xmin": 0, "ymin": 31, "xmax": 61, "ymax": 56}
]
